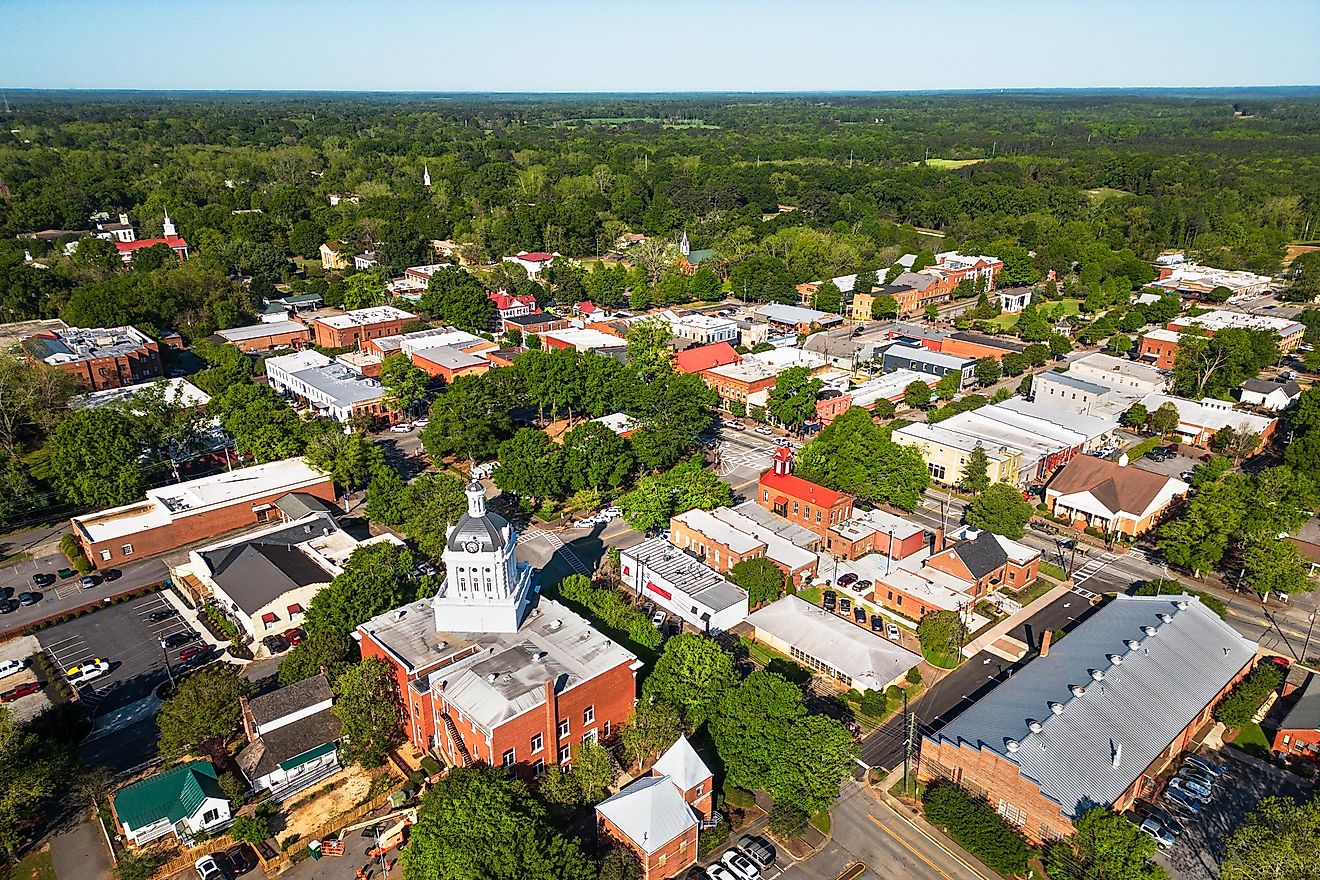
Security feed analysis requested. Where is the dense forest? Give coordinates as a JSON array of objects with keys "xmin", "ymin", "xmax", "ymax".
[{"xmin": 1, "ymin": 91, "xmax": 1318, "ymax": 337}]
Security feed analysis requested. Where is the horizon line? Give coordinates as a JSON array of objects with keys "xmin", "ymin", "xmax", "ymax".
[{"xmin": 3, "ymin": 85, "xmax": 1320, "ymax": 97}]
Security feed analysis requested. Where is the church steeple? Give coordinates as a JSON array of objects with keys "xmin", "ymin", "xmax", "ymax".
[
  {"xmin": 679, "ymin": 229, "xmax": 690, "ymax": 256},
  {"xmin": 162, "ymin": 210, "xmax": 177, "ymax": 238},
  {"xmin": 423, "ymin": 165, "xmax": 431, "ymax": 188}
]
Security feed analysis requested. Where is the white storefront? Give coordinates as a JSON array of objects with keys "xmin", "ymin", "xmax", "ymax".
[{"xmin": 620, "ymin": 537, "xmax": 749, "ymax": 633}]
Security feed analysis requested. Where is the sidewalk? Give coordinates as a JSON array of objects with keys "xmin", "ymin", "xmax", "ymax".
[{"xmin": 961, "ymin": 582, "xmax": 1072, "ymax": 657}]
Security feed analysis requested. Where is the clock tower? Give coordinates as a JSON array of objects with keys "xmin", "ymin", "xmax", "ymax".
[{"xmin": 432, "ymin": 482, "xmax": 534, "ymax": 633}]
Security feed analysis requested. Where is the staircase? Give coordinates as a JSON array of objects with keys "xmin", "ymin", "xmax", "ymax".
[{"xmin": 441, "ymin": 713, "xmax": 472, "ymax": 767}]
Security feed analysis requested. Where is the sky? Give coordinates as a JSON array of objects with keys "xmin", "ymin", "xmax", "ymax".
[{"xmin": 4, "ymin": 0, "xmax": 1319, "ymax": 93}]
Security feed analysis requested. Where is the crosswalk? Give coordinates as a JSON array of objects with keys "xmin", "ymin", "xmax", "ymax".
[
  {"xmin": 1070, "ymin": 551, "xmax": 1121, "ymax": 591},
  {"xmin": 716, "ymin": 442, "xmax": 775, "ymax": 478},
  {"xmin": 522, "ymin": 527, "xmax": 591, "ymax": 577}
]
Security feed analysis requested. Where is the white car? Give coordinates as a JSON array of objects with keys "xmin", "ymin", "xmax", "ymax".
[
  {"xmin": 194, "ymin": 855, "xmax": 224, "ymax": 880},
  {"xmin": 651, "ymin": 611, "xmax": 668, "ymax": 627},
  {"xmin": 572, "ymin": 518, "xmax": 598, "ymax": 528},
  {"xmin": 754, "ymin": 426, "xmax": 774, "ymax": 436},
  {"xmin": 388, "ymin": 423, "xmax": 413, "ymax": 434},
  {"xmin": 602, "ymin": 506, "xmax": 622, "ymax": 517},
  {"xmin": 706, "ymin": 865, "xmax": 738, "ymax": 880},
  {"xmin": 725, "ymin": 422, "xmax": 746, "ymax": 431},
  {"xmin": 65, "ymin": 658, "xmax": 111, "ymax": 684},
  {"xmin": 413, "ymin": 417, "xmax": 429, "ymax": 428},
  {"xmin": 721, "ymin": 849, "xmax": 762, "ymax": 880},
  {"xmin": 886, "ymin": 623, "xmax": 901, "ymax": 641},
  {"xmin": 0, "ymin": 658, "xmax": 26, "ymax": 680}
]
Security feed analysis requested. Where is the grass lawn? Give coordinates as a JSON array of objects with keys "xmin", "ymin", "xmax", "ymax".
[
  {"xmin": 914, "ymin": 158, "xmax": 985, "ymax": 169},
  {"xmin": 740, "ymin": 636, "xmax": 793, "ymax": 669},
  {"xmin": 1126, "ymin": 436, "xmax": 1163, "ymax": 460},
  {"xmin": 22, "ymin": 445, "xmax": 51, "ymax": 482},
  {"xmin": 922, "ymin": 646, "xmax": 961, "ymax": 669},
  {"xmin": 796, "ymin": 585, "xmax": 822, "ymax": 606},
  {"xmin": 988, "ymin": 297, "xmax": 1081, "ymax": 330},
  {"xmin": 810, "ymin": 811, "xmax": 832, "ymax": 834},
  {"xmin": 1086, "ymin": 187, "xmax": 1132, "ymax": 201},
  {"xmin": 0, "ymin": 850, "xmax": 56, "ymax": 880},
  {"xmin": 1228, "ymin": 722, "xmax": 1272, "ymax": 759}
]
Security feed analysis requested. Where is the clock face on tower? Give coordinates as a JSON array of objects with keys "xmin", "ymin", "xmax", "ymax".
[{"xmin": 464, "ymin": 540, "xmax": 481, "ymax": 554}]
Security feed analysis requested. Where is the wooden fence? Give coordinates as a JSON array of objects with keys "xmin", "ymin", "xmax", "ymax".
[{"xmin": 260, "ymin": 787, "xmax": 399, "ymax": 875}]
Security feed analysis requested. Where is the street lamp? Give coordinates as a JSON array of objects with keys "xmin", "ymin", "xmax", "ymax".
[{"xmin": 1304, "ymin": 613, "xmax": 1316, "ymax": 664}]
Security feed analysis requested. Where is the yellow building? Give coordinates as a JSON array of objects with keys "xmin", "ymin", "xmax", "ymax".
[
  {"xmin": 891, "ymin": 422, "xmax": 1021, "ymax": 487},
  {"xmin": 850, "ymin": 292, "xmax": 876, "ymax": 321}
]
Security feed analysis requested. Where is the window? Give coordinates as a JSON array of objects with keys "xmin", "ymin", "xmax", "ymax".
[
  {"xmin": 530, "ymin": 733, "xmax": 543, "ymax": 754},
  {"xmin": 100, "ymin": 549, "xmax": 112, "ymax": 562},
  {"xmin": 558, "ymin": 718, "xmax": 569, "ymax": 739},
  {"xmin": 929, "ymin": 463, "xmax": 946, "ymax": 480},
  {"xmin": 603, "ymin": 720, "xmax": 611, "ymax": 738},
  {"xmin": 533, "ymin": 759, "xmax": 546, "ymax": 777},
  {"xmin": 583, "ymin": 705, "xmax": 595, "ymax": 725},
  {"xmin": 816, "ymin": 510, "xmax": 822, "ymax": 523},
  {"xmin": 997, "ymin": 800, "xmax": 1027, "ymax": 826},
  {"xmin": 502, "ymin": 749, "xmax": 516, "ymax": 768},
  {"xmin": 583, "ymin": 729, "xmax": 597, "ymax": 744},
  {"xmin": 202, "ymin": 808, "xmax": 220, "ymax": 824},
  {"xmin": 792, "ymin": 501, "xmax": 799, "ymax": 515},
  {"xmin": 558, "ymin": 744, "xmax": 571, "ymax": 764},
  {"xmin": 121, "ymin": 543, "xmax": 134, "ymax": 556}
]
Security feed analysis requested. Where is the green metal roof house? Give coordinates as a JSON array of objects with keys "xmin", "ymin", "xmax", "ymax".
[{"xmin": 112, "ymin": 760, "xmax": 231, "ymax": 846}]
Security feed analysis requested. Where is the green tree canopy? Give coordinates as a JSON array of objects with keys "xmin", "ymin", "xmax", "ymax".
[
  {"xmin": 421, "ymin": 266, "xmax": 495, "ymax": 333},
  {"xmin": 766, "ymin": 366, "xmax": 823, "ymax": 429},
  {"xmin": 157, "ymin": 665, "xmax": 252, "ymax": 757},
  {"xmin": 966, "ymin": 483, "xmax": 1033, "ymax": 539},
  {"xmin": 303, "ymin": 542, "xmax": 430, "ymax": 637},
  {"xmin": 380, "ymin": 352, "xmax": 432, "ymax": 414},
  {"xmin": 47, "ymin": 407, "xmax": 146, "ymax": 508},
  {"xmin": 730, "ymin": 557, "xmax": 787, "ymax": 607},
  {"xmin": 333, "ymin": 657, "xmax": 403, "ymax": 768},
  {"xmin": 1048, "ymin": 807, "xmax": 1166, "ymax": 880},
  {"xmin": 641, "ymin": 633, "xmax": 738, "ymax": 728},
  {"xmin": 1220, "ymin": 795, "xmax": 1320, "ymax": 880},
  {"xmin": 619, "ymin": 457, "xmax": 732, "ymax": 531}
]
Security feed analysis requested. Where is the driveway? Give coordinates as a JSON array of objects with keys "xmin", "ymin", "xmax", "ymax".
[
  {"xmin": 50, "ymin": 811, "xmax": 112, "ymax": 880},
  {"xmin": 1130, "ymin": 446, "xmax": 1206, "ymax": 480},
  {"xmin": 0, "ymin": 555, "xmax": 169, "ymax": 636}
]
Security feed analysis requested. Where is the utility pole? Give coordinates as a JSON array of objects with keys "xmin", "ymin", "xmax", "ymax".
[
  {"xmin": 902, "ymin": 689, "xmax": 915, "ymax": 794},
  {"xmin": 159, "ymin": 638, "xmax": 176, "ymax": 689},
  {"xmin": 1303, "ymin": 613, "xmax": 1316, "ymax": 664}
]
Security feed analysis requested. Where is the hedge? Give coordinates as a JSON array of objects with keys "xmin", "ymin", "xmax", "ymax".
[
  {"xmin": 921, "ymin": 783, "xmax": 1033, "ymax": 875},
  {"xmin": 1133, "ymin": 580, "xmax": 1227, "ymax": 619},
  {"xmin": 1214, "ymin": 662, "xmax": 1284, "ymax": 728},
  {"xmin": 555, "ymin": 575, "xmax": 662, "ymax": 651}
]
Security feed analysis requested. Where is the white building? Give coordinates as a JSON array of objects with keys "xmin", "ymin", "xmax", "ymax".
[
  {"xmin": 238, "ymin": 674, "xmax": 342, "ymax": 798},
  {"xmin": 1137, "ymin": 392, "xmax": 1277, "ymax": 448},
  {"xmin": 620, "ymin": 537, "xmax": 750, "ymax": 632},
  {"xmin": 113, "ymin": 760, "xmax": 231, "ymax": 846},
  {"xmin": 1067, "ymin": 353, "xmax": 1169, "ymax": 396},
  {"xmin": 265, "ymin": 350, "xmax": 390, "ymax": 422},
  {"xmin": 1152, "ymin": 263, "xmax": 1274, "ymax": 301},
  {"xmin": 502, "ymin": 250, "xmax": 558, "ymax": 278},
  {"xmin": 996, "ymin": 287, "xmax": 1032, "ymax": 313},
  {"xmin": 659, "ymin": 310, "xmax": 739, "ymax": 345},
  {"xmin": 438, "ymin": 483, "xmax": 537, "ymax": 633},
  {"xmin": 74, "ymin": 376, "xmax": 210, "ymax": 411},
  {"xmin": 1239, "ymin": 378, "xmax": 1302, "ymax": 412}
]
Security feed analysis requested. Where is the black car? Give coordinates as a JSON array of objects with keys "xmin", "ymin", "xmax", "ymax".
[
  {"xmin": 836, "ymin": 572, "xmax": 858, "ymax": 588},
  {"xmin": 262, "ymin": 634, "xmax": 290, "ymax": 654},
  {"xmin": 101, "ymin": 568, "xmax": 122, "ymax": 582},
  {"xmin": 853, "ymin": 606, "xmax": 867, "ymax": 624},
  {"xmin": 822, "ymin": 590, "xmax": 837, "ymax": 611},
  {"xmin": 148, "ymin": 608, "xmax": 178, "ymax": 622},
  {"xmin": 870, "ymin": 614, "xmax": 884, "ymax": 631},
  {"xmin": 838, "ymin": 596, "xmax": 852, "ymax": 615},
  {"xmin": 0, "ymin": 599, "xmax": 17, "ymax": 615},
  {"xmin": 854, "ymin": 579, "xmax": 873, "ymax": 592},
  {"xmin": 0, "ymin": 586, "xmax": 12, "ymax": 600},
  {"xmin": 17, "ymin": 591, "xmax": 40, "ymax": 606},
  {"xmin": 161, "ymin": 631, "xmax": 197, "ymax": 649},
  {"xmin": 31, "ymin": 573, "xmax": 55, "ymax": 588},
  {"xmin": 223, "ymin": 845, "xmax": 257, "ymax": 877}
]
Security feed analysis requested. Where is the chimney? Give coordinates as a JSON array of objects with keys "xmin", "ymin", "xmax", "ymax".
[
  {"xmin": 543, "ymin": 679, "xmax": 560, "ymax": 766},
  {"xmin": 932, "ymin": 528, "xmax": 946, "ymax": 553},
  {"xmin": 1039, "ymin": 629, "xmax": 1053, "ymax": 657},
  {"xmin": 118, "ymin": 212, "xmax": 129, "ymax": 226},
  {"xmin": 239, "ymin": 695, "xmax": 256, "ymax": 743}
]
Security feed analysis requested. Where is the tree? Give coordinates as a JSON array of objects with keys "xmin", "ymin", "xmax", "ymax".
[
  {"xmin": 537, "ymin": 739, "xmax": 618, "ymax": 806},
  {"xmin": 343, "ymin": 272, "xmax": 386, "ymax": 309},
  {"xmin": 1242, "ymin": 538, "xmax": 1314, "ymax": 598},
  {"xmin": 917, "ymin": 611, "xmax": 961, "ymax": 662},
  {"xmin": 811, "ymin": 280, "xmax": 842, "ymax": 314},
  {"xmin": 730, "ymin": 557, "xmax": 787, "ymax": 607},
  {"xmin": 421, "ymin": 266, "xmax": 495, "ymax": 333},
  {"xmin": 303, "ymin": 542, "xmax": 428, "ymax": 637},
  {"xmin": 47, "ymin": 407, "xmax": 145, "ymax": 507},
  {"xmin": 1210, "ymin": 425, "xmax": 1261, "ymax": 465},
  {"xmin": 619, "ymin": 458, "xmax": 731, "ymax": 531},
  {"xmin": 709, "ymin": 670, "xmax": 857, "ymax": 815},
  {"xmin": 279, "ymin": 628, "xmax": 354, "ymax": 686},
  {"xmin": 625, "ymin": 316, "xmax": 674, "ymax": 380},
  {"xmin": 1172, "ymin": 328, "xmax": 1278, "ymax": 400},
  {"xmin": 421, "ymin": 373, "xmax": 515, "ymax": 462},
  {"xmin": 1120, "ymin": 403, "xmax": 1149, "ymax": 430},
  {"xmin": 904, "ymin": 381, "xmax": 932, "ymax": 409},
  {"xmin": 230, "ymin": 811, "xmax": 273, "ymax": 846},
  {"xmin": 728, "ymin": 254, "xmax": 795, "ymax": 304},
  {"xmin": 380, "ymin": 352, "xmax": 432, "ymax": 414},
  {"xmin": 1150, "ymin": 402, "xmax": 1180, "ymax": 436},
  {"xmin": 935, "ymin": 371, "xmax": 961, "ymax": 400},
  {"xmin": 304, "ymin": 427, "xmax": 378, "ymax": 490},
  {"xmin": 561, "ymin": 422, "xmax": 633, "ymax": 491},
  {"xmin": 494, "ymin": 428, "xmax": 564, "ymax": 502},
  {"xmin": 1048, "ymin": 807, "xmax": 1166, "ymax": 880},
  {"xmin": 793, "ymin": 407, "xmax": 930, "ymax": 511},
  {"xmin": 766, "ymin": 366, "xmax": 823, "ymax": 430},
  {"xmin": 1000, "ymin": 352, "xmax": 1029, "ymax": 376},
  {"xmin": 966, "ymin": 483, "xmax": 1032, "ymax": 539},
  {"xmin": 853, "ymin": 269, "xmax": 878, "ymax": 299},
  {"xmin": 333, "ymin": 657, "xmax": 403, "ymax": 768},
  {"xmin": 973, "ymin": 357, "xmax": 1001, "ymax": 387},
  {"xmin": 620, "ymin": 698, "xmax": 684, "ymax": 767},
  {"xmin": 1016, "ymin": 302, "xmax": 1051, "ymax": 341},
  {"xmin": 401, "ymin": 766, "xmax": 596, "ymax": 880},
  {"xmin": 1156, "ymin": 477, "xmax": 1247, "ymax": 577},
  {"xmin": 157, "ymin": 665, "xmax": 251, "ymax": 756},
  {"xmin": 400, "ymin": 472, "xmax": 472, "ymax": 559},
  {"xmin": 871, "ymin": 293, "xmax": 899, "ymax": 320},
  {"xmin": 1220, "ymin": 795, "xmax": 1320, "ymax": 880},
  {"xmin": 641, "ymin": 633, "xmax": 738, "ymax": 728},
  {"xmin": 599, "ymin": 845, "xmax": 644, "ymax": 880},
  {"xmin": 924, "ymin": 303, "xmax": 940, "ymax": 321},
  {"xmin": 0, "ymin": 706, "xmax": 76, "ymax": 855},
  {"xmin": 961, "ymin": 444, "xmax": 991, "ymax": 494}
]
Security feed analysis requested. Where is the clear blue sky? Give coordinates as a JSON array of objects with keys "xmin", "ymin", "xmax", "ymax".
[{"xmin": 4, "ymin": 0, "xmax": 1318, "ymax": 92}]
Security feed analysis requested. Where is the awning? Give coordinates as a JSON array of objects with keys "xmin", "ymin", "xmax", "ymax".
[
  {"xmin": 774, "ymin": 496, "xmax": 788, "ymax": 506},
  {"xmin": 261, "ymin": 612, "xmax": 278, "ymax": 624},
  {"xmin": 287, "ymin": 604, "xmax": 303, "ymax": 615},
  {"xmin": 278, "ymin": 740, "xmax": 338, "ymax": 773}
]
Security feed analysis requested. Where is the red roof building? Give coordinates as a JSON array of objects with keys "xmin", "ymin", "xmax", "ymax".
[
  {"xmin": 115, "ymin": 236, "xmax": 189, "ymax": 264},
  {"xmin": 757, "ymin": 447, "xmax": 854, "ymax": 538},
  {"xmin": 674, "ymin": 342, "xmax": 741, "ymax": 376}
]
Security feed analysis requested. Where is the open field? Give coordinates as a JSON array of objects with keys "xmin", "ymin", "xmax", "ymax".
[
  {"xmin": 914, "ymin": 158, "xmax": 985, "ymax": 169},
  {"xmin": 987, "ymin": 297, "xmax": 1081, "ymax": 329}
]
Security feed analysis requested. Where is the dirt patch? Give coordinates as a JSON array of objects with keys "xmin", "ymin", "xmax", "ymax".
[{"xmin": 280, "ymin": 767, "xmax": 374, "ymax": 841}]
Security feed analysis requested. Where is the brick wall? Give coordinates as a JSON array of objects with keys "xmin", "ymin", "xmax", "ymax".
[
  {"xmin": 940, "ymin": 338, "xmax": 1017, "ymax": 362},
  {"xmin": 50, "ymin": 340, "xmax": 164, "ymax": 391},
  {"xmin": 227, "ymin": 327, "xmax": 312, "ymax": 353},
  {"xmin": 668, "ymin": 519, "xmax": 765, "ymax": 574},
  {"xmin": 599, "ymin": 815, "xmax": 697, "ymax": 880},
  {"xmin": 312, "ymin": 317, "xmax": 412, "ymax": 349},
  {"xmin": 1137, "ymin": 336, "xmax": 1179, "ymax": 370}
]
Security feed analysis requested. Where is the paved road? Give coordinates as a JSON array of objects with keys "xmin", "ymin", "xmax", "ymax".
[
  {"xmin": 0, "ymin": 555, "xmax": 169, "ymax": 634},
  {"xmin": 50, "ymin": 811, "xmax": 112, "ymax": 880}
]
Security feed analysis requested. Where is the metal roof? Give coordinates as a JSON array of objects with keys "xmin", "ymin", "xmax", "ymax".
[
  {"xmin": 652, "ymin": 735, "xmax": 711, "ymax": 794},
  {"xmin": 595, "ymin": 775, "xmax": 696, "ymax": 854},
  {"xmin": 932, "ymin": 595, "xmax": 1256, "ymax": 818},
  {"xmin": 1278, "ymin": 673, "xmax": 1320, "ymax": 733},
  {"xmin": 113, "ymin": 760, "xmax": 225, "ymax": 832}
]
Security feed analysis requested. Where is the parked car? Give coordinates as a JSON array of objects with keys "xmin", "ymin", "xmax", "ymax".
[
  {"xmin": 148, "ymin": 608, "xmax": 178, "ymax": 622},
  {"xmin": 1262, "ymin": 655, "xmax": 1291, "ymax": 671},
  {"xmin": 262, "ymin": 634, "xmax": 290, "ymax": 654},
  {"xmin": 725, "ymin": 422, "xmax": 746, "ymax": 431},
  {"xmin": 1178, "ymin": 766, "xmax": 1219, "ymax": 790},
  {"xmin": 0, "ymin": 600, "xmax": 17, "ymax": 615},
  {"xmin": 838, "ymin": 597, "xmax": 852, "ymax": 616},
  {"xmin": 1138, "ymin": 817, "xmax": 1176, "ymax": 850},
  {"xmin": 1182, "ymin": 753, "xmax": 1228, "ymax": 778},
  {"xmin": 66, "ymin": 659, "xmax": 111, "ymax": 684},
  {"xmin": 1029, "ymin": 520, "xmax": 1058, "ymax": 535},
  {"xmin": 822, "ymin": 590, "xmax": 837, "ymax": 611},
  {"xmin": 651, "ymin": 611, "xmax": 668, "ymax": 628},
  {"xmin": 1168, "ymin": 776, "xmax": 1212, "ymax": 803},
  {"xmin": 705, "ymin": 865, "xmax": 737, "ymax": 880},
  {"xmin": 179, "ymin": 645, "xmax": 211, "ymax": 664},
  {"xmin": 836, "ymin": 573, "xmax": 858, "ymax": 588},
  {"xmin": 413, "ymin": 418, "xmax": 430, "ymax": 428},
  {"xmin": 886, "ymin": 622, "xmax": 901, "ymax": 641},
  {"xmin": 854, "ymin": 579, "xmax": 872, "ymax": 592},
  {"xmin": 754, "ymin": 426, "xmax": 774, "ymax": 436},
  {"xmin": 17, "ymin": 591, "xmax": 40, "ymax": 606},
  {"xmin": 416, "ymin": 561, "xmax": 439, "ymax": 577},
  {"xmin": 162, "ymin": 631, "xmax": 197, "ymax": 649},
  {"xmin": 736, "ymin": 835, "xmax": 777, "ymax": 868},
  {"xmin": 31, "ymin": 572, "xmax": 55, "ymax": 588},
  {"xmin": 1147, "ymin": 446, "xmax": 1177, "ymax": 462},
  {"xmin": 1, "ymin": 681, "xmax": 41, "ymax": 703},
  {"xmin": 773, "ymin": 437, "xmax": 790, "ymax": 447},
  {"xmin": 870, "ymin": 614, "xmax": 884, "ymax": 632},
  {"xmin": 195, "ymin": 855, "xmax": 225, "ymax": 880},
  {"xmin": 1137, "ymin": 804, "xmax": 1185, "ymax": 837},
  {"xmin": 283, "ymin": 628, "xmax": 306, "ymax": 647},
  {"xmin": 223, "ymin": 846, "xmax": 256, "ymax": 877},
  {"xmin": 853, "ymin": 606, "xmax": 867, "ymax": 624},
  {"xmin": 720, "ymin": 849, "xmax": 761, "ymax": 880},
  {"xmin": 0, "ymin": 586, "xmax": 11, "ymax": 600},
  {"xmin": 101, "ymin": 568, "xmax": 121, "ymax": 582},
  {"xmin": 388, "ymin": 423, "xmax": 413, "ymax": 434},
  {"xmin": 1162, "ymin": 787, "xmax": 1203, "ymax": 815},
  {"xmin": 0, "ymin": 658, "xmax": 28, "ymax": 680},
  {"xmin": 602, "ymin": 506, "xmax": 623, "ymax": 517}
]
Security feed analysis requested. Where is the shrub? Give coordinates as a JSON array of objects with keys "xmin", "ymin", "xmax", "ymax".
[
  {"xmin": 906, "ymin": 666, "xmax": 923, "ymax": 686},
  {"xmin": 555, "ymin": 575, "xmax": 662, "ymax": 651},
  {"xmin": 921, "ymin": 784, "xmax": 1033, "ymax": 875},
  {"xmin": 698, "ymin": 818, "xmax": 731, "ymax": 858},
  {"xmin": 112, "ymin": 853, "xmax": 158, "ymax": 880},
  {"xmin": 1133, "ymin": 579, "xmax": 1227, "ymax": 619},
  {"xmin": 859, "ymin": 689, "xmax": 887, "ymax": 717},
  {"xmin": 230, "ymin": 811, "xmax": 272, "ymax": 845},
  {"xmin": 1215, "ymin": 663, "xmax": 1285, "ymax": 728}
]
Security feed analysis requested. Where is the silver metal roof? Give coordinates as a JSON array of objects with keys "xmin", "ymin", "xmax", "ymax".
[{"xmin": 932, "ymin": 595, "xmax": 1256, "ymax": 818}]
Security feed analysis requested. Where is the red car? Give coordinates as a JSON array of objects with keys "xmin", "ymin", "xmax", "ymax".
[
  {"xmin": 283, "ymin": 628, "xmax": 306, "ymax": 647},
  {"xmin": 178, "ymin": 645, "xmax": 211, "ymax": 663},
  {"xmin": 1, "ymin": 681, "xmax": 41, "ymax": 702},
  {"xmin": 1262, "ymin": 655, "xmax": 1291, "ymax": 670}
]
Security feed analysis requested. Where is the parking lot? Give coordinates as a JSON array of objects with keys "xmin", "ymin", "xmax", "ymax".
[
  {"xmin": 36, "ymin": 590, "xmax": 210, "ymax": 715},
  {"xmin": 1131, "ymin": 445, "xmax": 1207, "ymax": 481},
  {"xmin": 1149, "ymin": 750, "xmax": 1308, "ymax": 880}
]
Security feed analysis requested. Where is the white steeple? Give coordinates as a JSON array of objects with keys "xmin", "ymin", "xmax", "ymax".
[
  {"xmin": 679, "ymin": 229, "xmax": 690, "ymax": 256},
  {"xmin": 423, "ymin": 165, "xmax": 431, "ymax": 188},
  {"xmin": 433, "ymin": 481, "xmax": 534, "ymax": 634},
  {"xmin": 162, "ymin": 210, "xmax": 177, "ymax": 238}
]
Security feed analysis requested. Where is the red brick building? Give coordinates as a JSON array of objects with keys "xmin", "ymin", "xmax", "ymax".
[
  {"xmin": 757, "ymin": 447, "xmax": 854, "ymax": 538},
  {"xmin": 1272, "ymin": 671, "xmax": 1320, "ymax": 764},
  {"xmin": 71, "ymin": 458, "xmax": 334, "ymax": 565},
  {"xmin": 23, "ymin": 325, "xmax": 163, "ymax": 391},
  {"xmin": 1136, "ymin": 329, "xmax": 1182, "ymax": 370},
  {"xmin": 923, "ymin": 527, "xmax": 1040, "ymax": 598},
  {"xmin": 307, "ymin": 306, "xmax": 417, "ymax": 349},
  {"xmin": 940, "ymin": 331, "xmax": 1027, "ymax": 363},
  {"xmin": 502, "ymin": 311, "xmax": 571, "ymax": 336},
  {"xmin": 597, "ymin": 736, "xmax": 714, "ymax": 880},
  {"xmin": 918, "ymin": 595, "xmax": 1255, "ymax": 844},
  {"xmin": 215, "ymin": 320, "xmax": 312, "ymax": 353},
  {"xmin": 673, "ymin": 342, "xmax": 741, "ymax": 376},
  {"xmin": 357, "ymin": 484, "xmax": 641, "ymax": 775}
]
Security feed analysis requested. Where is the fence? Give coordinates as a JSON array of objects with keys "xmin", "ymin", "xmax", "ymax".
[
  {"xmin": 150, "ymin": 836, "xmax": 230, "ymax": 878},
  {"xmin": 260, "ymin": 785, "xmax": 400, "ymax": 875}
]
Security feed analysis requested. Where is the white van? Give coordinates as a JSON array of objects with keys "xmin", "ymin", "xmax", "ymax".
[{"xmin": 0, "ymin": 658, "xmax": 26, "ymax": 680}]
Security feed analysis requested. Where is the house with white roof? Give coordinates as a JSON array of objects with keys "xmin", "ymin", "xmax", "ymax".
[
  {"xmin": 266, "ymin": 350, "xmax": 399, "ymax": 424},
  {"xmin": 596, "ymin": 735, "xmax": 714, "ymax": 880},
  {"xmin": 1137, "ymin": 392, "xmax": 1277, "ymax": 451}
]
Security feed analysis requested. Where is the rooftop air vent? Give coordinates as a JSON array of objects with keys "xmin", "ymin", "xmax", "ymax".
[
  {"xmin": 1005, "ymin": 739, "xmax": 1020, "ymax": 753},
  {"xmin": 1175, "ymin": 601, "xmax": 1189, "ymax": 610},
  {"xmin": 486, "ymin": 673, "xmax": 498, "ymax": 683},
  {"xmin": 1158, "ymin": 613, "xmax": 1173, "ymax": 624},
  {"xmin": 1090, "ymin": 669, "xmax": 1105, "ymax": 681},
  {"xmin": 548, "ymin": 619, "xmax": 563, "ymax": 631},
  {"xmin": 533, "ymin": 651, "xmax": 548, "ymax": 662},
  {"xmin": 1049, "ymin": 702, "xmax": 1064, "ymax": 715},
  {"xmin": 1142, "ymin": 625, "xmax": 1157, "ymax": 636},
  {"xmin": 1028, "ymin": 720, "xmax": 1044, "ymax": 733},
  {"xmin": 1070, "ymin": 684, "xmax": 1086, "ymax": 697},
  {"xmin": 1125, "ymin": 639, "xmax": 1141, "ymax": 650},
  {"xmin": 392, "ymin": 609, "xmax": 407, "ymax": 621},
  {"xmin": 1108, "ymin": 654, "xmax": 1123, "ymax": 665}
]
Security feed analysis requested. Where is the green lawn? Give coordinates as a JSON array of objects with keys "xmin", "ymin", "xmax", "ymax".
[
  {"xmin": 988, "ymin": 297, "xmax": 1081, "ymax": 330},
  {"xmin": 1228, "ymin": 721, "xmax": 1272, "ymax": 759},
  {"xmin": 796, "ymin": 585, "xmax": 822, "ymax": 606},
  {"xmin": 0, "ymin": 850, "xmax": 56, "ymax": 880},
  {"xmin": 914, "ymin": 158, "xmax": 985, "ymax": 169}
]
